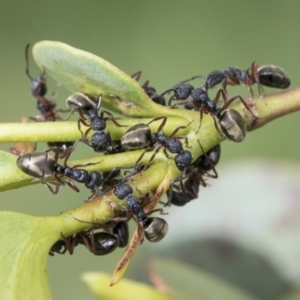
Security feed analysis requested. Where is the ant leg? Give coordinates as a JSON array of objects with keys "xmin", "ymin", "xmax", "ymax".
[
  {"xmin": 44, "ymin": 181, "xmax": 63, "ymax": 195},
  {"xmin": 195, "ymin": 108, "xmax": 204, "ymax": 133},
  {"xmin": 257, "ymin": 84, "xmax": 266, "ymax": 100},
  {"xmin": 146, "ymin": 116, "xmax": 167, "ymax": 133},
  {"xmin": 212, "ymin": 113, "xmax": 225, "ymax": 137},
  {"xmin": 147, "ymin": 208, "xmax": 168, "ymax": 215},
  {"xmin": 101, "ymin": 166, "xmax": 129, "ymax": 186},
  {"xmin": 163, "ymin": 148, "xmax": 170, "ymax": 158},
  {"xmin": 62, "ymin": 177, "xmax": 80, "ymax": 193},
  {"xmin": 134, "ymin": 147, "xmax": 155, "ymax": 171},
  {"xmin": 72, "ymin": 160, "xmax": 102, "ymax": 169},
  {"xmin": 221, "ymin": 77, "xmax": 230, "ymax": 96},
  {"xmin": 171, "ymin": 98, "xmax": 193, "ymax": 108},
  {"xmin": 80, "ymin": 233, "xmax": 95, "ymax": 253},
  {"xmin": 77, "ymin": 118, "xmax": 91, "ymax": 138},
  {"xmin": 169, "ymin": 121, "xmax": 192, "ymax": 138},
  {"xmin": 175, "ymin": 75, "xmax": 204, "ymax": 85},
  {"xmin": 221, "ymin": 95, "xmax": 257, "ymax": 118},
  {"xmin": 65, "ymin": 234, "xmax": 77, "ymax": 255},
  {"xmin": 197, "ymin": 141, "xmax": 218, "ymax": 179},
  {"xmin": 137, "ymin": 222, "xmax": 145, "ymax": 245},
  {"xmin": 100, "ymin": 110, "xmax": 128, "ymax": 127},
  {"xmin": 249, "ymin": 62, "xmax": 260, "ymax": 83},
  {"xmin": 226, "ymin": 74, "xmax": 240, "ymax": 86},
  {"xmin": 251, "ymin": 62, "xmax": 267, "ymax": 101},
  {"xmin": 59, "ymin": 146, "xmax": 73, "ymax": 162}
]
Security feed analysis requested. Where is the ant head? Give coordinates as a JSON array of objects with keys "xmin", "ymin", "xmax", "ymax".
[{"xmin": 25, "ymin": 44, "xmax": 47, "ymax": 97}]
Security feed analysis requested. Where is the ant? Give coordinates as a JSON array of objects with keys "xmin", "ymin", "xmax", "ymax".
[
  {"xmin": 49, "ymin": 229, "xmax": 119, "ymax": 256},
  {"xmin": 121, "ymin": 116, "xmax": 167, "ymax": 150},
  {"xmin": 168, "ymin": 144, "xmax": 221, "ymax": 206},
  {"xmin": 16, "ymin": 149, "xmax": 103, "ymax": 200},
  {"xmin": 66, "ymin": 93, "xmax": 127, "ymax": 153},
  {"xmin": 161, "ymin": 82, "xmax": 256, "ymax": 134},
  {"xmin": 25, "ymin": 44, "xmax": 73, "ymax": 152},
  {"xmin": 25, "ymin": 44, "xmax": 69, "ymax": 122},
  {"xmin": 121, "ymin": 116, "xmax": 193, "ymax": 172},
  {"xmin": 113, "ymin": 181, "xmax": 168, "ymax": 244},
  {"xmin": 131, "ymin": 71, "xmax": 166, "ymax": 106},
  {"xmin": 179, "ymin": 62, "xmax": 291, "ymax": 100}
]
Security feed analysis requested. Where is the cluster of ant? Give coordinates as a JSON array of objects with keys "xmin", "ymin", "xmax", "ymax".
[{"xmin": 12, "ymin": 45, "xmax": 291, "ymax": 266}]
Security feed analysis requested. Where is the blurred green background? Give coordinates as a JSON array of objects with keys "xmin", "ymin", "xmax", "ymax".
[{"xmin": 1, "ymin": 1, "xmax": 300, "ymax": 299}]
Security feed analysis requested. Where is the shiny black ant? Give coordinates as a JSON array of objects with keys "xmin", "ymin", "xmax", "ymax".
[
  {"xmin": 131, "ymin": 71, "xmax": 166, "ymax": 106},
  {"xmin": 49, "ymin": 229, "xmax": 118, "ymax": 256},
  {"xmin": 25, "ymin": 44, "xmax": 69, "ymax": 122},
  {"xmin": 25, "ymin": 44, "xmax": 73, "ymax": 152},
  {"xmin": 168, "ymin": 144, "xmax": 221, "ymax": 206},
  {"xmin": 66, "ymin": 93, "xmax": 126, "ymax": 153},
  {"xmin": 16, "ymin": 150, "xmax": 103, "ymax": 200},
  {"xmin": 113, "ymin": 182, "xmax": 168, "ymax": 243},
  {"xmin": 121, "ymin": 117, "xmax": 193, "ymax": 171},
  {"xmin": 222, "ymin": 63, "xmax": 291, "ymax": 98},
  {"xmin": 178, "ymin": 62, "xmax": 291, "ymax": 99},
  {"xmin": 161, "ymin": 82, "xmax": 255, "ymax": 134}
]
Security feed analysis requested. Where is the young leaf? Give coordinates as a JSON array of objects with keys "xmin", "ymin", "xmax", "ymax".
[{"xmin": 32, "ymin": 41, "xmax": 179, "ymax": 118}]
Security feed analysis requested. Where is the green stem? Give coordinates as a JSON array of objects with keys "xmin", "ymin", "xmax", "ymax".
[{"xmin": 2, "ymin": 88, "xmax": 300, "ymax": 194}]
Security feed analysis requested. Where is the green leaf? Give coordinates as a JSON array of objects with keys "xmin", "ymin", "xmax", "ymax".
[
  {"xmin": 0, "ymin": 211, "xmax": 58, "ymax": 300},
  {"xmin": 0, "ymin": 194, "xmax": 124, "ymax": 299},
  {"xmin": 149, "ymin": 258, "xmax": 259, "ymax": 300},
  {"xmin": 32, "ymin": 41, "xmax": 177, "ymax": 118},
  {"xmin": 82, "ymin": 272, "xmax": 171, "ymax": 300}
]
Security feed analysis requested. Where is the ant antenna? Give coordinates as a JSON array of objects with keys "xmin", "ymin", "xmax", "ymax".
[{"xmin": 25, "ymin": 44, "xmax": 33, "ymax": 80}]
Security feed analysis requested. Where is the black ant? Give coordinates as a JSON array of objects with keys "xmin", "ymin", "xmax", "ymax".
[
  {"xmin": 25, "ymin": 44, "xmax": 69, "ymax": 122},
  {"xmin": 161, "ymin": 82, "xmax": 256, "ymax": 134},
  {"xmin": 113, "ymin": 182, "xmax": 168, "ymax": 244},
  {"xmin": 25, "ymin": 44, "xmax": 73, "ymax": 152},
  {"xmin": 16, "ymin": 150, "xmax": 103, "ymax": 200},
  {"xmin": 66, "ymin": 93, "xmax": 126, "ymax": 153},
  {"xmin": 179, "ymin": 62, "xmax": 291, "ymax": 100},
  {"xmin": 120, "ymin": 116, "xmax": 167, "ymax": 151},
  {"xmin": 131, "ymin": 71, "xmax": 166, "ymax": 106},
  {"xmin": 168, "ymin": 144, "xmax": 221, "ymax": 206},
  {"xmin": 121, "ymin": 116, "xmax": 193, "ymax": 172},
  {"xmin": 49, "ymin": 229, "xmax": 118, "ymax": 256}
]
